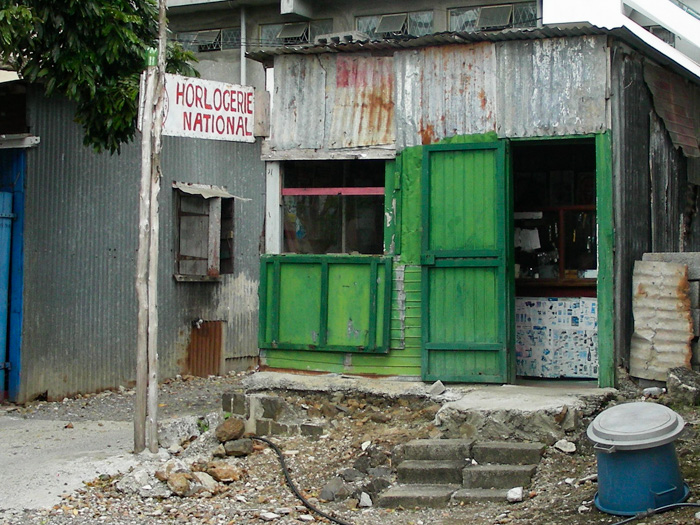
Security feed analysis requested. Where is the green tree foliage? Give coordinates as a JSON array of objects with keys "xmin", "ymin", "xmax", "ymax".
[{"xmin": 0, "ymin": 1, "xmax": 198, "ymax": 153}]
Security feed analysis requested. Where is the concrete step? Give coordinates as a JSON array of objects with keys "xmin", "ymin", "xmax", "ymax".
[
  {"xmin": 377, "ymin": 484, "xmax": 460, "ymax": 509},
  {"xmin": 451, "ymin": 488, "xmax": 510, "ymax": 503},
  {"xmin": 396, "ymin": 438, "xmax": 474, "ymax": 462},
  {"xmin": 397, "ymin": 460, "xmax": 465, "ymax": 485},
  {"xmin": 471, "ymin": 441, "xmax": 545, "ymax": 465},
  {"xmin": 462, "ymin": 464, "xmax": 537, "ymax": 489}
]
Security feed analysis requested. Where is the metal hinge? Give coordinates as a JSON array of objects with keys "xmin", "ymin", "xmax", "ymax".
[
  {"xmin": 0, "ymin": 213, "xmax": 15, "ymax": 220},
  {"xmin": 0, "ymin": 362, "xmax": 11, "ymax": 371}
]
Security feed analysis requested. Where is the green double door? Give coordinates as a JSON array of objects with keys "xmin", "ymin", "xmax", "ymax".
[{"xmin": 421, "ymin": 141, "xmax": 513, "ymax": 383}]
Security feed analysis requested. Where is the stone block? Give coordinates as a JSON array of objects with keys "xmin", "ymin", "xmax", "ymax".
[
  {"xmin": 451, "ymin": 488, "xmax": 509, "ymax": 503},
  {"xmin": 222, "ymin": 392, "xmax": 247, "ymax": 417},
  {"xmin": 377, "ymin": 484, "xmax": 458, "ymax": 509},
  {"xmin": 471, "ymin": 441, "xmax": 545, "ymax": 465},
  {"xmin": 256, "ymin": 418, "xmax": 299, "ymax": 436},
  {"xmin": 397, "ymin": 460, "xmax": 465, "ymax": 485},
  {"xmin": 462, "ymin": 464, "xmax": 536, "ymax": 489},
  {"xmin": 396, "ymin": 439, "xmax": 473, "ymax": 463},
  {"xmin": 300, "ymin": 423, "xmax": 324, "ymax": 439},
  {"xmin": 259, "ymin": 395, "xmax": 288, "ymax": 420}
]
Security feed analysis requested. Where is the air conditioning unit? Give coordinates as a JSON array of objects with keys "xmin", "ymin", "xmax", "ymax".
[{"xmin": 315, "ymin": 31, "xmax": 370, "ymax": 45}]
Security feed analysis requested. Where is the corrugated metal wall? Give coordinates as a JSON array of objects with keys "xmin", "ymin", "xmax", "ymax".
[
  {"xmin": 267, "ymin": 35, "xmax": 609, "ymax": 156},
  {"xmin": 611, "ymin": 47, "xmax": 653, "ymax": 370},
  {"xmin": 19, "ymin": 86, "xmax": 264, "ymax": 401},
  {"xmin": 395, "ymin": 43, "xmax": 497, "ymax": 147},
  {"xmin": 610, "ymin": 42, "xmax": 698, "ymax": 370},
  {"xmin": 495, "ymin": 36, "xmax": 608, "ymax": 139}
]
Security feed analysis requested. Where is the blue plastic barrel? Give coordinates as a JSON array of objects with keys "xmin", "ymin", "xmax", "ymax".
[{"xmin": 587, "ymin": 402, "xmax": 689, "ymax": 516}]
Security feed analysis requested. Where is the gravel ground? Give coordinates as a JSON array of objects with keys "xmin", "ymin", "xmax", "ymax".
[{"xmin": 2, "ymin": 373, "xmax": 700, "ymax": 525}]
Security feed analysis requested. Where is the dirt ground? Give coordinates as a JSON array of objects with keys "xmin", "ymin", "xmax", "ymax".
[{"xmin": 2, "ymin": 372, "xmax": 700, "ymax": 525}]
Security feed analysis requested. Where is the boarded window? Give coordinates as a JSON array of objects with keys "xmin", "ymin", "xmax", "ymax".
[{"xmin": 174, "ymin": 183, "xmax": 234, "ymax": 281}]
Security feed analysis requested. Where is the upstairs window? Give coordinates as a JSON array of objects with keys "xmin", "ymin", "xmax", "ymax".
[
  {"xmin": 449, "ymin": 2, "xmax": 538, "ymax": 32},
  {"xmin": 258, "ymin": 19, "xmax": 333, "ymax": 47},
  {"xmin": 282, "ymin": 160, "xmax": 385, "ymax": 255},
  {"xmin": 174, "ymin": 183, "xmax": 235, "ymax": 281},
  {"xmin": 174, "ymin": 28, "xmax": 242, "ymax": 52},
  {"xmin": 356, "ymin": 11, "xmax": 434, "ymax": 39}
]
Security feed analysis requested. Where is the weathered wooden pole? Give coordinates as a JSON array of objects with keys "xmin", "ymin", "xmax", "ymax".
[
  {"xmin": 146, "ymin": 0, "xmax": 168, "ymax": 453},
  {"xmin": 135, "ymin": 47, "xmax": 156, "ymax": 454},
  {"xmin": 135, "ymin": 0, "xmax": 167, "ymax": 454}
]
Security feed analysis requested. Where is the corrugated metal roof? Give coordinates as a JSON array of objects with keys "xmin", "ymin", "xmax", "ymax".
[
  {"xmin": 644, "ymin": 62, "xmax": 700, "ymax": 157},
  {"xmin": 248, "ymin": 25, "xmax": 700, "ymax": 85},
  {"xmin": 629, "ymin": 260, "xmax": 693, "ymax": 382},
  {"xmin": 247, "ymin": 26, "xmax": 610, "ymax": 63}
]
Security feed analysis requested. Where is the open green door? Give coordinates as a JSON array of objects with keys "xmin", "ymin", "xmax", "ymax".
[{"xmin": 421, "ymin": 141, "xmax": 512, "ymax": 383}]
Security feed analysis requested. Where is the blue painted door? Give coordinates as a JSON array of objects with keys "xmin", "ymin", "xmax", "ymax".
[
  {"xmin": 0, "ymin": 192, "xmax": 12, "ymax": 399},
  {"xmin": 0, "ymin": 149, "xmax": 24, "ymax": 402}
]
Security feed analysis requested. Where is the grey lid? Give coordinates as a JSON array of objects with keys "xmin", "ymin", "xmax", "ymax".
[{"xmin": 587, "ymin": 402, "xmax": 685, "ymax": 450}]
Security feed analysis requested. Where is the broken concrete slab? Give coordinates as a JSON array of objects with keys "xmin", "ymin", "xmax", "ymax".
[
  {"xmin": 237, "ymin": 372, "xmax": 615, "ymax": 441},
  {"xmin": 435, "ymin": 384, "xmax": 614, "ymax": 443}
]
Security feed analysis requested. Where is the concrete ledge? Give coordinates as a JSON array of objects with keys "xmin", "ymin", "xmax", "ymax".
[
  {"xmin": 472, "ymin": 441, "xmax": 545, "ymax": 465},
  {"xmin": 377, "ymin": 484, "xmax": 459, "ymax": 508},
  {"xmin": 462, "ymin": 464, "xmax": 537, "ymax": 489},
  {"xmin": 451, "ymin": 488, "xmax": 509, "ymax": 503},
  {"xmin": 397, "ymin": 460, "xmax": 465, "ymax": 485},
  {"xmin": 396, "ymin": 439, "xmax": 474, "ymax": 463}
]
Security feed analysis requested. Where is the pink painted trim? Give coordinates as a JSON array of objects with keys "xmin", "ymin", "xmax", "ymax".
[{"xmin": 282, "ymin": 187, "xmax": 384, "ymax": 196}]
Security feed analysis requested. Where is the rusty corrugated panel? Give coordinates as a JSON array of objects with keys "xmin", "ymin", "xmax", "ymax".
[
  {"xmin": 629, "ymin": 260, "xmax": 693, "ymax": 381},
  {"xmin": 329, "ymin": 55, "xmax": 394, "ymax": 148},
  {"xmin": 395, "ymin": 43, "xmax": 497, "ymax": 148},
  {"xmin": 644, "ymin": 62, "xmax": 700, "ymax": 158},
  {"xmin": 268, "ymin": 54, "xmax": 394, "ymax": 156},
  {"xmin": 496, "ymin": 35, "xmax": 608, "ymax": 138},
  {"xmin": 269, "ymin": 54, "xmax": 327, "ymax": 151},
  {"xmin": 187, "ymin": 321, "xmax": 223, "ymax": 377}
]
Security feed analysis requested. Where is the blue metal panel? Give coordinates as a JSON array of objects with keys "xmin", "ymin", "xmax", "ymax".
[
  {"xmin": 0, "ymin": 150, "xmax": 24, "ymax": 402},
  {"xmin": 0, "ymin": 192, "xmax": 13, "ymax": 398}
]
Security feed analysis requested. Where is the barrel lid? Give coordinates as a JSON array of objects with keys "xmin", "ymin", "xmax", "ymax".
[{"xmin": 587, "ymin": 402, "xmax": 685, "ymax": 450}]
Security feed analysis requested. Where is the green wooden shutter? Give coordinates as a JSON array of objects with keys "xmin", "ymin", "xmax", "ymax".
[{"xmin": 421, "ymin": 141, "xmax": 512, "ymax": 383}]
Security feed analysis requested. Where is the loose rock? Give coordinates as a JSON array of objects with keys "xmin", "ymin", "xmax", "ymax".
[
  {"xmin": 506, "ymin": 487, "xmax": 524, "ymax": 503},
  {"xmin": 215, "ymin": 417, "xmax": 245, "ymax": 443}
]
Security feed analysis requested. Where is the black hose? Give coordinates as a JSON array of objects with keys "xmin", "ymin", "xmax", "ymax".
[
  {"xmin": 251, "ymin": 436, "xmax": 354, "ymax": 525},
  {"xmin": 610, "ymin": 502, "xmax": 700, "ymax": 525}
]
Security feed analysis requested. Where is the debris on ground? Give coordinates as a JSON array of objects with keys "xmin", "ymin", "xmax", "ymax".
[{"xmin": 2, "ymin": 372, "xmax": 700, "ymax": 524}]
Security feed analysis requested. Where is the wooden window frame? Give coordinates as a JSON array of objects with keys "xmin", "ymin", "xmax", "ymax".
[{"xmin": 173, "ymin": 183, "xmax": 234, "ymax": 282}]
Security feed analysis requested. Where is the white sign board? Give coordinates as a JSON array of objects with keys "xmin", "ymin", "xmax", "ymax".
[{"xmin": 161, "ymin": 73, "xmax": 255, "ymax": 143}]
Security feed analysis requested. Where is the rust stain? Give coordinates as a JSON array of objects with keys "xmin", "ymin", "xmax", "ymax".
[
  {"xmin": 479, "ymin": 89, "xmax": 488, "ymax": 110},
  {"xmin": 420, "ymin": 123, "xmax": 436, "ymax": 145}
]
